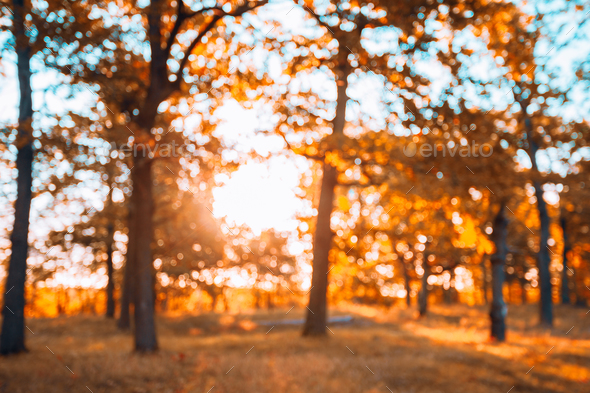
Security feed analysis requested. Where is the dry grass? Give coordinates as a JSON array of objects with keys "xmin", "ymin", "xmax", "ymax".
[{"xmin": 1, "ymin": 304, "xmax": 589, "ymax": 393}]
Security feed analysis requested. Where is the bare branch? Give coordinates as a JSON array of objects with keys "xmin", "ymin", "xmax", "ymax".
[
  {"xmin": 274, "ymin": 128, "xmax": 324, "ymax": 161},
  {"xmin": 175, "ymin": 14, "xmax": 223, "ymax": 80},
  {"xmin": 165, "ymin": 2, "xmax": 228, "ymax": 58},
  {"xmin": 302, "ymin": 6, "xmax": 334, "ymax": 35},
  {"xmin": 175, "ymin": 1, "xmax": 268, "ymax": 81},
  {"xmin": 164, "ymin": 0, "xmax": 186, "ymax": 58}
]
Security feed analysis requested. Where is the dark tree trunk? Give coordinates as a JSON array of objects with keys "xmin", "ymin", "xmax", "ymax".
[
  {"xmin": 29, "ymin": 284, "xmax": 36, "ymax": 315},
  {"xmin": 403, "ymin": 258, "xmax": 411, "ymax": 307},
  {"xmin": 533, "ymin": 179, "xmax": 553, "ymax": 326},
  {"xmin": 560, "ymin": 214, "xmax": 570, "ymax": 304},
  {"xmin": 507, "ymin": 277, "xmax": 514, "ymax": 304},
  {"xmin": 1, "ymin": 0, "xmax": 34, "ymax": 355},
  {"xmin": 223, "ymin": 288, "xmax": 230, "ymax": 311},
  {"xmin": 520, "ymin": 277, "xmax": 528, "ymax": 304},
  {"xmin": 490, "ymin": 205, "xmax": 508, "ymax": 342},
  {"xmin": 57, "ymin": 288, "xmax": 64, "ymax": 315},
  {"xmin": 132, "ymin": 159, "xmax": 158, "ymax": 351},
  {"xmin": 266, "ymin": 291, "xmax": 274, "ymax": 310},
  {"xmin": 418, "ymin": 260, "xmax": 429, "ymax": 317},
  {"xmin": 160, "ymin": 289, "xmax": 168, "ymax": 312},
  {"xmin": 302, "ymin": 162, "xmax": 338, "ymax": 335},
  {"xmin": 61, "ymin": 288, "xmax": 69, "ymax": 315},
  {"xmin": 123, "ymin": 0, "xmax": 172, "ymax": 350},
  {"xmin": 481, "ymin": 257, "xmax": 489, "ymax": 305},
  {"xmin": 444, "ymin": 279, "xmax": 452, "ymax": 304},
  {"xmin": 118, "ymin": 200, "xmax": 136, "ymax": 330},
  {"xmin": 444, "ymin": 266, "xmax": 458, "ymax": 304},
  {"xmin": 105, "ymin": 222, "xmax": 116, "ymax": 318},
  {"xmin": 572, "ymin": 264, "xmax": 587, "ymax": 306},
  {"xmin": 255, "ymin": 290, "xmax": 261, "ymax": 309},
  {"xmin": 521, "ymin": 99, "xmax": 553, "ymax": 327},
  {"xmin": 302, "ymin": 68, "xmax": 349, "ymax": 336}
]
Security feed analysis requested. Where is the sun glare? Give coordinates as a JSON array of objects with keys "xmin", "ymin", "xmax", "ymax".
[{"xmin": 212, "ymin": 157, "xmax": 305, "ymax": 235}]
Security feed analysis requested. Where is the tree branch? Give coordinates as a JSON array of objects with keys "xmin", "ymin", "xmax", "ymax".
[
  {"xmin": 274, "ymin": 128, "xmax": 324, "ymax": 161},
  {"xmin": 175, "ymin": 14, "xmax": 223, "ymax": 81},
  {"xmin": 165, "ymin": 1, "xmax": 229, "ymax": 59},
  {"xmin": 302, "ymin": 6, "xmax": 335, "ymax": 35},
  {"xmin": 164, "ymin": 0, "xmax": 186, "ymax": 58},
  {"xmin": 175, "ymin": 1, "xmax": 268, "ymax": 81}
]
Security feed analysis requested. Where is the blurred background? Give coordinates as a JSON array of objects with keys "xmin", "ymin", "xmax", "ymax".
[{"xmin": 0, "ymin": 0, "xmax": 589, "ymax": 392}]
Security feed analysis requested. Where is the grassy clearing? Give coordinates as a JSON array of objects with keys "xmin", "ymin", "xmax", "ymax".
[{"xmin": 0, "ymin": 304, "xmax": 588, "ymax": 393}]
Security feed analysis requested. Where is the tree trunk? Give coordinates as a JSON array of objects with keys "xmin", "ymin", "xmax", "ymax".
[
  {"xmin": 444, "ymin": 266, "xmax": 458, "ymax": 304},
  {"xmin": 1, "ymin": 0, "xmax": 34, "ymax": 355},
  {"xmin": 118, "ymin": 200, "xmax": 136, "ymax": 330},
  {"xmin": 418, "ymin": 260, "xmax": 429, "ymax": 317},
  {"xmin": 302, "ymin": 162, "xmax": 338, "ymax": 335},
  {"xmin": 403, "ymin": 258, "xmax": 411, "ymax": 307},
  {"xmin": 266, "ymin": 291, "xmax": 274, "ymax": 310},
  {"xmin": 560, "ymin": 214, "xmax": 570, "ymax": 304},
  {"xmin": 302, "ymin": 68, "xmax": 349, "ymax": 336},
  {"xmin": 105, "ymin": 222, "xmax": 116, "ymax": 318},
  {"xmin": 533, "ymin": 179, "xmax": 553, "ymax": 326},
  {"xmin": 29, "ymin": 283, "xmax": 36, "ymax": 315},
  {"xmin": 507, "ymin": 277, "xmax": 514, "ymax": 304},
  {"xmin": 132, "ymin": 159, "xmax": 158, "ymax": 351},
  {"xmin": 223, "ymin": 288, "xmax": 230, "ymax": 312},
  {"xmin": 572, "ymin": 263, "xmax": 587, "ymax": 306},
  {"xmin": 520, "ymin": 277, "xmax": 528, "ymax": 304},
  {"xmin": 255, "ymin": 290, "xmax": 261, "ymax": 309},
  {"xmin": 123, "ymin": 0, "xmax": 170, "ymax": 350},
  {"xmin": 490, "ymin": 205, "xmax": 508, "ymax": 342},
  {"xmin": 103, "ymin": 179, "xmax": 116, "ymax": 317},
  {"xmin": 160, "ymin": 289, "xmax": 168, "ymax": 312},
  {"xmin": 56, "ymin": 288, "xmax": 64, "ymax": 315},
  {"xmin": 521, "ymin": 100, "xmax": 553, "ymax": 327},
  {"xmin": 481, "ymin": 257, "xmax": 489, "ymax": 305},
  {"xmin": 63, "ymin": 288, "xmax": 69, "ymax": 315},
  {"xmin": 444, "ymin": 278, "xmax": 452, "ymax": 304}
]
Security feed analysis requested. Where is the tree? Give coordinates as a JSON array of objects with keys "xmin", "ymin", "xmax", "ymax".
[
  {"xmin": 118, "ymin": 201, "xmax": 135, "ymax": 328},
  {"xmin": 45, "ymin": 162, "xmax": 128, "ymax": 320},
  {"xmin": 1, "ymin": 0, "xmax": 34, "ymax": 355},
  {"xmin": 48, "ymin": 0, "xmax": 268, "ymax": 351},
  {"xmin": 559, "ymin": 209, "xmax": 570, "ymax": 304},
  {"xmin": 517, "ymin": 91, "xmax": 554, "ymax": 327},
  {"xmin": 289, "ymin": 0, "xmax": 527, "ymax": 335},
  {"xmin": 123, "ymin": 0, "xmax": 268, "ymax": 351},
  {"xmin": 1, "ymin": 0, "xmax": 135, "ymax": 350},
  {"xmin": 489, "ymin": 205, "xmax": 508, "ymax": 341},
  {"xmin": 559, "ymin": 159, "xmax": 590, "ymax": 307},
  {"xmin": 498, "ymin": 13, "xmax": 580, "ymax": 327},
  {"xmin": 255, "ymin": 0, "xmax": 465, "ymax": 336}
]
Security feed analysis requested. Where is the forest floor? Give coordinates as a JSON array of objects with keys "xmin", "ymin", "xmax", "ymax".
[{"xmin": 0, "ymin": 303, "xmax": 589, "ymax": 393}]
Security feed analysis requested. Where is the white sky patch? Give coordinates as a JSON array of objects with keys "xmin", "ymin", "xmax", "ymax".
[
  {"xmin": 214, "ymin": 100, "xmax": 285, "ymax": 157},
  {"xmin": 212, "ymin": 155, "xmax": 305, "ymax": 235}
]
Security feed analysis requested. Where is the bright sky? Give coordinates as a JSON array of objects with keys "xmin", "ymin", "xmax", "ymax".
[
  {"xmin": 205, "ymin": 99, "xmax": 308, "ymax": 234},
  {"xmin": 212, "ymin": 156, "xmax": 305, "ymax": 235}
]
